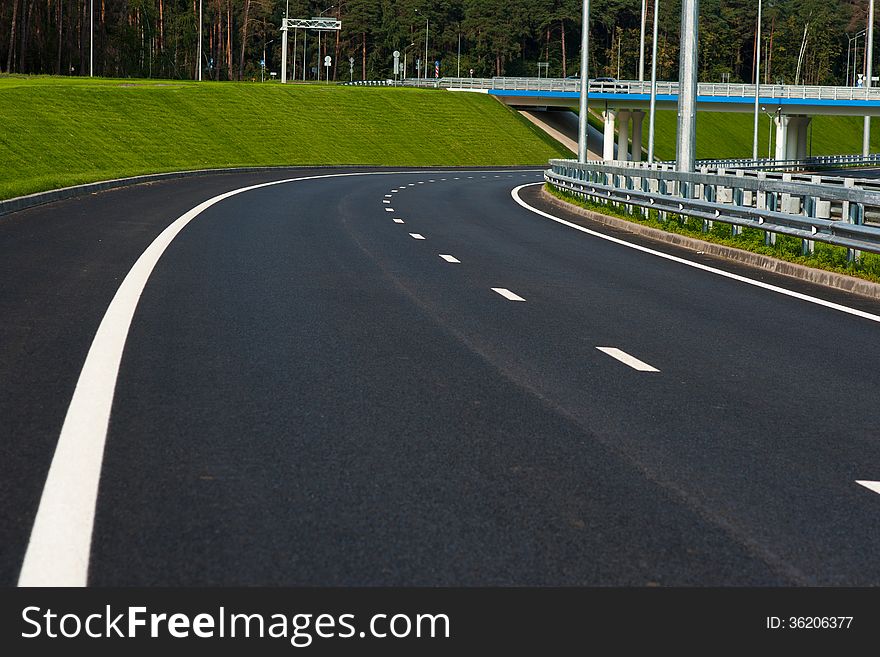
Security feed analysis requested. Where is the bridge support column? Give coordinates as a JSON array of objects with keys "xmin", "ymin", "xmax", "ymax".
[
  {"xmin": 603, "ymin": 109, "xmax": 617, "ymax": 161},
  {"xmin": 774, "ymin": 114, "xmax": 789, "ymax": 161},
  {"xmin": 617, "ymin": 110, "xmax": 631, "ymax": 161},
  {"xmin": 795, "ymin": 116, "xmax": 811, "ymax": 161},
  {"xmin": 775, "ymin": 114, "xmax": 811, "ymax": 161},
  {"xmin": 631, "ymin": 110, "xmax": 644, "ymax": 162}
]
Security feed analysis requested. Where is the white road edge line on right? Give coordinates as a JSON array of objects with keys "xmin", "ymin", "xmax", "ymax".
[
  {"xmin": 596, "ymin": 347, "xmax": 660, "ymax": 372},
  {"xmin": 511, "ymin": 183, "xmax": 880, "ymax": 324},
  {"xmin": 492, "ymin": 287, "xmax": 526, "ymax": 301},
  {"xmin": 856, "ymin": 480, "xmax": 880, "ymax": 495}
]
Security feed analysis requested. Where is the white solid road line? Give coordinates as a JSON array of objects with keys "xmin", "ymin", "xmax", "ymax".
[
  {"xmin": 856, "ymin": 480, "xmax": 880, "ymax": 495},
  {"xmin": 409, "ymin": 233, "xmax": 426, "ymax": 240},
  {"xmin": 439, "ymin": 254, "xmax": 461, "ymax": 263},
  {"xmin": 16, "ymin": 169, "xmax": 542, "ymax": 587},
  {"xmin": 491, "ymin": 287, "xmax": 526, "ymax": 301},
  {"xmin": 511, "ymin": 184, "xmax": 880, "ymax": 325},
  {"xmin": 596, "ymin": 347, "xmax": 660, "ymax": 372},
  {"xmin": 393, "ymin": 218, "xmax": 405, "ymax": 224}
]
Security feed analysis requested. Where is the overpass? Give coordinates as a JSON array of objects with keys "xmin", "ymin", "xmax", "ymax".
[{"xmin": 405, "ymin": 77, "xmax": 880, "ymax": 163}]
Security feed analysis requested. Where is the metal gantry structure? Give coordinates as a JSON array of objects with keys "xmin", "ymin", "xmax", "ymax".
[{"xmin": 280, "ymin": 17, "xmax": 342, "ymax": 84}]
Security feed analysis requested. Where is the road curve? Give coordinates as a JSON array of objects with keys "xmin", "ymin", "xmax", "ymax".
[{"xmin": 2, "ymin": 167, "xmax": 879, "ymax": 586}]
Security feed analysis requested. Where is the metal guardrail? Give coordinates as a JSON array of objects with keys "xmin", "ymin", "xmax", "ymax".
[
  {"xmin": 339, "ymin": 79, "xmax": 396, "ymax": 86},
  {"xmin": 678, "ymin": 154, "xmax": 880, "ymax": 172},
  {"xmin": 546, "ymin": 159, "xmax": 880, "ymax": 258},
  {"xmin": 402, "ymin": 77, "xmax": 880, "ymax": 101}
]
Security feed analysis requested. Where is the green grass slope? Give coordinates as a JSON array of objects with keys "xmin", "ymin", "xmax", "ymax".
[
  {"xmin": 648, "ymin": 110, "xmax": 880, "ymax": 161},
  {"xmin": 0, "ymin": 76, "xmax": 569, "ymax": 200}
]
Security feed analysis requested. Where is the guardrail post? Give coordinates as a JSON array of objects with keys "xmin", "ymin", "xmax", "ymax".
[
  {"xmin": 703, "ymin": 178, "xmax": 714, "ymax": 233},
  {"xmin": 802, "ymin": 193, "xmax": 816, "ymax": 256},
  {"xmin": 845, "ymin": 178, "xmax": 864, "ymax": 263},
  {"xmin": 758, "ymin": 171, "xmax": 777, "ymax": 246}
]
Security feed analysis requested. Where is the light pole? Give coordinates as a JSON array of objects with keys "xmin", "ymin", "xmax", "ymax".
[
  {"xmin": 647, "ymin": 0, "xmax": 660, "ymax": 162},
  {"xmin": 89, "ymin": 0, "xmax": 93, "ymax": 76},
  {"xmin": 850, "ymin": 30, "xmax": 866, "ymax": 86},
  {"xmin": 577, "ymin": 0, "xmax": 590, "ymax": 163},
  {"xmin": 263, "ymin": 39, "xmax": 275, "ymax": 82},
  {"xmin": 639, "ymin": 0, "xmax": 647, "ymax": 81},
  {"xmin": 457, "ymin": 31, "xmax": 461, "ymax": 78},
  {"xmin": 317, "ymin": 5, "xmax": 336, "ymax": 82},
  {"xmin": 676, "ymin": 0, "xmax": 700, "ymax": 173},
  {"xmin": 762, "ymin": 106, "xmax": 780, "ymax": 160},
  {"xmin": 865, "ymin": 0, "xmax": 875, "ymax": 157},
  {"xmin": 752, "ymin": 0, "xmax": 762, "ymax": 161},
  {"xmin": 403, "ymin": 41, "xmax": 415, "ymax": 79},
  {"xmin": 198, "ymin": 0, "xmax": 203, "ymax": 80},
  {"xmin": 846, "ymin": 31, "xmax": 866, "ymax": 87},
  {"xmin": 416, "ymin": 9, "xmax": 428, "ymax": 82}
]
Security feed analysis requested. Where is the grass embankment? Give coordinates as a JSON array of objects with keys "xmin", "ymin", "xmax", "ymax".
[
  {"xmin": 644, "ymin": 111, "xmax": 880, "ymax": 161},
  {"xmin": 0, "ymin": 76, "xmax": 569, "ymax": 200},
  {"xmin": 547, "ymin": 184, "xmax": 880, "ymax": 284}
]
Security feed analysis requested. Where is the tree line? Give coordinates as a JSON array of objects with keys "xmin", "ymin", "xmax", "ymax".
[{"xmin": 0, "ymin": 0, "xmax": 872, "ymax": 85}]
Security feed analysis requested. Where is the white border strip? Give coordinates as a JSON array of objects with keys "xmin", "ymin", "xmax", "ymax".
[
  {"xmin": 18, "ymin": 168, "xmax": 541, "ymax": 587},
  {"xmin": 511, "ymin": 183, "xmax": 880, "ymax": 324}
]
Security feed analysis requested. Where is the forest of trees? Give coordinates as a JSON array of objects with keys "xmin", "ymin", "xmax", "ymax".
[{"xmin": 0, "ymin": 0, "xmax": 874, "ymax": 85}]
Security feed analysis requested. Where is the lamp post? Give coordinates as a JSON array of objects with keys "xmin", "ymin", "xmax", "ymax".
[
  {"xmin": 317, "ymin": 5, "xmax": 336, "ymax": 82},
  {"xmin": 403, "ymin": 41, "xmax": 415, "ymax": 80},
  {"xmin": 847, "ymin": 30, "xmax": 866, "ymax": 87},
  {"xmin": 864, "ymin": 0, "xmax": 875, "ymax": 157},
  {"xmin": 416, "ymin": 9, "xmax": 428, "ymax": 82},
  {"xmin": 639, "ymin": 0, "xmax": 647, "ymax": 81},
  {"xmin": 647, "ymin": 0, "xmax": 660, "ymax": 162},
  {"xmin": 577, "ymin": 0, "xmax": 590, "ymax": 163},
  {"xmin": 752, "ymin": 0, "xmax": 762, "ymax": 161},
  {"xmin": 198, "ymin": 0, "xmax": 203, "ymax": 80},
  {"xmin": 263, "ymin": 39, "xmax": 275, "ymax": 82},
  {"xmin": 90, "ymin": 0, "xmax": 93, "ymax": 76}
]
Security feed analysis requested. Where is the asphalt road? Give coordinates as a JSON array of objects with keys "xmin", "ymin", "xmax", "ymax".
[{"xmin": 2, "ymin": 167, "xmax": 880, "ymax": 586}]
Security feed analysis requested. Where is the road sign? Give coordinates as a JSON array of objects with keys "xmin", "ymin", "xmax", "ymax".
[
  {"xmin": 324, "ymin": 55, "xmax": 332, "ymax": 66},
  {"xmin": 393, "ymin": 50, "xmax": 400, "ymax": 59}
]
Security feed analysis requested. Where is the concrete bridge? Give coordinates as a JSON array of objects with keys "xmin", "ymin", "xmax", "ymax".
[{"xmin": 406, "ymin": 77, "xmax": 880, "ymax": 163}]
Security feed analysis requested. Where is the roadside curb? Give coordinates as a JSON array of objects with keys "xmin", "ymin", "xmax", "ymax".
[{"xmin": 540, "ymin": 186, "xmax": 880, "ymax": 301}]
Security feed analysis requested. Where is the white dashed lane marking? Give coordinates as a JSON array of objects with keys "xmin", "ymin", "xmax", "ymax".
[
  {"xmin": 409, "ymin": 233, "xmax": 426, "ymax": 240},
  {"xmin": 439, "ymin": 254, "xmax": 460, "ymax": 263},
  {"xmin": 856, "ymin": 481, "xmax": 880, "ymax": 495},
  {"xmin": 596, "ymin": 347, "xmax": 660, "ymax": 372},
  {"xmin": 491, "ymin": 288, "xmax": 526, "ymax": 302},
  {"xmin": 385, "ymin": 208, "xmax": 394, "ymax": 212},
  {"xmin": 393, "ymin": 218, "xmax": 405, "ymax": 223}
]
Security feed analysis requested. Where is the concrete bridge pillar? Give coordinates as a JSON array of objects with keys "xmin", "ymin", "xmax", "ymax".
[
  {"xmin": 795, "ymin": 116, "xmax": 811, "ymax": 160},
  {"xmin": 631, "ymin": 110, "xmax": 645, "ymax": 162},
  {"xmin": 616, "ymin": 110, "xmax": 631, "ymax": 161},
  {"xmin": 774, "ymin": 114, "xmax": 790, "ymax": 161},
  {"xmin": 603, "ymin": 109, "xmax": 617, "ymax": 161},
  {"xmin": 775, "ymin": 114, "xmax": 811, "ymax": 162}
]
